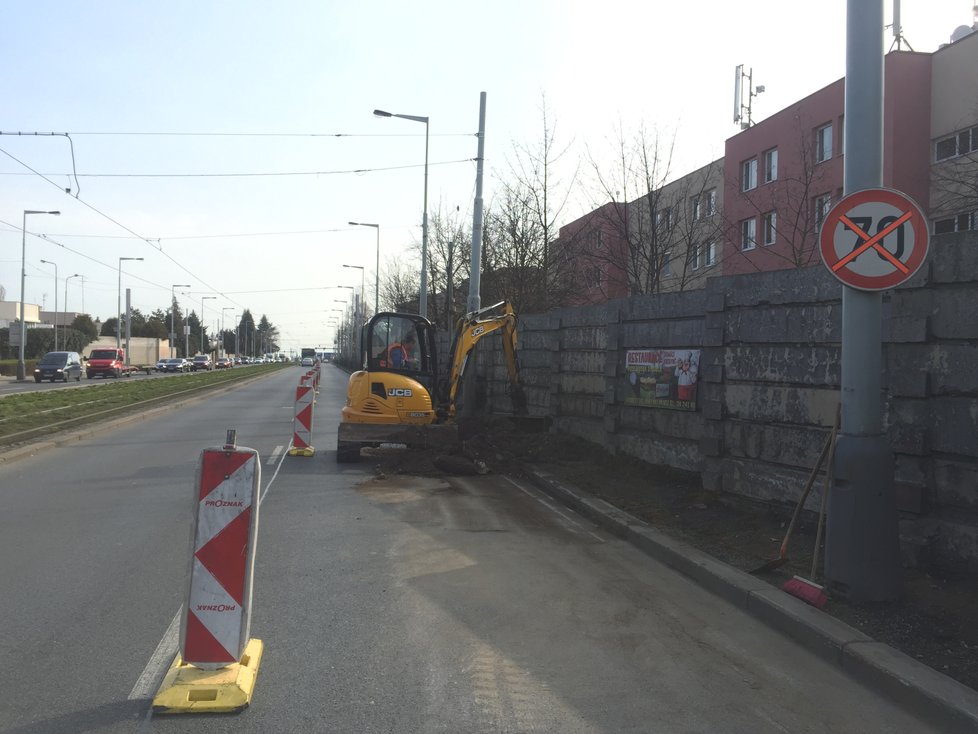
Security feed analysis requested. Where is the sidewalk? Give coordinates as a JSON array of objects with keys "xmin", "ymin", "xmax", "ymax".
[{"xmin": 512, "ymin": 465, "xmax": 977, "ymax": 732}]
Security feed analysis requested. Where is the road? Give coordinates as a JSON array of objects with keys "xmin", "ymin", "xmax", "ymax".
[{"xmin": 0, "ymin": 365, "xmax": 935, "ymax": 733}]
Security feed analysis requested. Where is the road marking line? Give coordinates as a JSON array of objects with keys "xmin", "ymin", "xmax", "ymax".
[
  {"xmin": 260, "ymin": 442, "xmax": 289, "ymax": 505},
  {"xmin": 128, "ymin": 609, "xmax": 180, "ymax": 700},
  {"xmin": 267, "ymin": 444, "xmax": 284, "ymax": 464},
  {"xmin": 503, "ymin": 476, "xmax": 604, "ymax": 541}
]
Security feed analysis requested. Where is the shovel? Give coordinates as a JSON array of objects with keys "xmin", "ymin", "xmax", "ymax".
[{"xmin": 749, "ymin": 420, "xmax": 837, "ymax": 575}]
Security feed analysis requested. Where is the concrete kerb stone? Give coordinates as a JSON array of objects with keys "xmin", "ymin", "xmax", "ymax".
[
  {"xmin": 521, "ymin": 466, "xmax": 978, "ymax": 733},
  {"xmin": 843, "ymin": 642, "xmax": 978, "ymax": 734},
  {"xmin": 0, "ymin": 371, "xmax": 275, "ymax": 467}
]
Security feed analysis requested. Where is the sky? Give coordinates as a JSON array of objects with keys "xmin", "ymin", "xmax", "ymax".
[{"xmin": 1, "ymin": 0, "xmax": 972, "ymax": 353}]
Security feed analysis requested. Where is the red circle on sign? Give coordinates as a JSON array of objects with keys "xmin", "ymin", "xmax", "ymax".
[{"xmin": 819, "ymin": 188, "xmax": 929, "ymax": 291}]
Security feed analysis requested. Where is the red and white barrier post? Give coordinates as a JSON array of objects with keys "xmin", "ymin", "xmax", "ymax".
[
  {"xmin": 288, "ymin": 380, "xmax": 315, "ymax": 457},
  {"xmin": 153, "ymin": 430, "xmax": 264, "ymax": 713}
]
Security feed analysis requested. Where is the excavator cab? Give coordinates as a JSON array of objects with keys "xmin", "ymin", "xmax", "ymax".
[{"xmin": 362, "ymin": 312, "xmax": 439, "ymax": 398}]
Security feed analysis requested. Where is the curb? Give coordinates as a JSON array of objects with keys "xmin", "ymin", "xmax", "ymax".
[{"xmin": 523, "ymin": 467, "xmax": 978, "ymax": 734}]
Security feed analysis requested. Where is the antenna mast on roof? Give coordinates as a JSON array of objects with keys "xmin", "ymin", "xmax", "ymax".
[
  {"xmin": 733, "ymin": 64, "xmax": 765, "ymax": 130},
  {"xmin": 888, "ymin": 0, "xmax": 914, "ymax": 51}
]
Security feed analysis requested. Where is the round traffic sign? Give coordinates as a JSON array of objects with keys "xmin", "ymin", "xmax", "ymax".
[{"xmin": 819, "ymin": 188, "xmax": 929, "ymax": 291}]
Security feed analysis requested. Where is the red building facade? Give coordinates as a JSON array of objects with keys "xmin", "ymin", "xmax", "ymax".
[{"xmin": 722, "ymin": 51, "xmax": 932, "ymax": 276}]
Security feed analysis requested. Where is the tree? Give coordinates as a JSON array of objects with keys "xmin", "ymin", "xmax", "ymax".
[
  {"xmin": 256, "ymin": 314, "xmax": 279, "ymax": 354},
  {"xmin": 100, "ymin": 318, "xmax": 117, "ymax": 337},
  {"xmin": 238, "ymin": 311, "xmax": 257, "ymax": 356},
  {"xmin": 930, "ymin": 130, "xmax": 978, "ymax": 233},
  {"xmin": 378, "ymin": 254, "xmax": 420, "ymax": 313},
  {"xmin": 583, "ymin": 122, "xmax": 678, "ymax": 297},
  {"xmin": 70, "ymin": 314, "xmax": 98, "ymax": 341},
  {"xmin": 492, "ymin": 95, "xmax": 578, "ymax": 310}
]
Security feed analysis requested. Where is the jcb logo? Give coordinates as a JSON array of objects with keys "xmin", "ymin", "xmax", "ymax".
[
  {"xmin": 471, "ymin": 326, "xmax": 486, "ymax": 337},
  {"xmin": 388, "ymin": 388, "xmax": 413, "ymax": 397}
]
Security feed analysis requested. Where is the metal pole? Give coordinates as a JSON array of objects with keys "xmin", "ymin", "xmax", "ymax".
[
  {"xmin": 125, "ymin": 288, "xmax": 132, "ymax": 365},
  {"xmin": 824, "ymin": 0, "xmax": 901, "ymax": 601},
  {"xmin": 64, "ymin": 274, "xmax": 79, "ymax": 347},
  {"xmin": 420, "ymin": 118, "xmax": 430, "ymax": 319},
  {"xmin": 375, "ymin": 226, "xmax": 380, "ymax": 315},
  {"xmin": 467, "ymin": 92, "xmax": 487, "ymax": 315},
  {"xmin": 40, "ymin": 260, "xmax": 58, "ymax": 350},
  {"xmin": 18, "ymin": 210, "xmax": 59, "ymax": 381},
  {"xmin": 17, "ymin": 213, "xmax": 28, "ymax": 380}
]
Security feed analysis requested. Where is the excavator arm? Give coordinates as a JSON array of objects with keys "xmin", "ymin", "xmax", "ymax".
[{"xmin": 444, "ymin": 301, "xmax": 527, "ymax": 417}]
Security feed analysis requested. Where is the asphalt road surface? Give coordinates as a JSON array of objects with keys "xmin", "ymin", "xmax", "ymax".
[{"xmin": 0, "ymin": 365, "xmax": 935, "ymax": 733}]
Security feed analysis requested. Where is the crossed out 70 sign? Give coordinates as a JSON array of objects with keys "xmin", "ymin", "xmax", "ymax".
[{"xmin": 819, "ymin": 188, "xmax": 929, "ymax": 291}]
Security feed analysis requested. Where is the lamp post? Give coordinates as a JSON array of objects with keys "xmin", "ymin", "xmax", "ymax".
[
  {"xmin": 18, "ymin": 210, "xmax": 60, "ymax": 381},
  {"xmin": 222, "ymin": 307, "xmax": 235, "ymax": 357},
  {"xmin": 170, "ymin": 284, "xmax": 191, "ymax": 357},
  {"xmin": 342, "ymin": 264, "xmax": 365, "ymax": 322},
  {"xmin": 64, "ymin": 273, "xmax": 81, "ymax": 348},
  {"xmin": 117, "ymin": 257, "xmax": 144, "ymax": 349},
  {"xmin": 39, "ymin": 259, "xmax": 58, "ymax": 350},
  {"xmin": 373, "ymin": 109, "xmax": 429, "ymax": 318},
  {"xmin": 349, "ymin": 221, "xmax": 380, "ymax": 314},
  {"xmin": 200, "ymin": 296, "xmax": 217, "ymax": 355}
]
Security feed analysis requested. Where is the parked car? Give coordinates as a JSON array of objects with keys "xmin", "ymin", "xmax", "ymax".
[
  {"xmin": 34, "ymin": 351, "xmax": 83, "ymax": 383},
  {"xmin": 191, "ymin": 355, "xmax": 212, "ymax": 372},
  {"xmin": 215, "ymin": 357, "xmax": 233, "ymax": 369},
  {"xmin": 162, "ymin": 358, "xmax": 190, "ymax": 373}
]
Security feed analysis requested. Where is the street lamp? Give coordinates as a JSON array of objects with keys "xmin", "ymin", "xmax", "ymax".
[
  {"xmin": 342, "ymin": 264, "xmax": 365, "ymax": 322},
  {"xmin": 117, "ymin": 257, "xmax": 144, "ymax": 349},
  {"xmin": 170, "ymin": 284, "xmax": 191, "ymax": 357},
  {"xmin": 39, "ymin": 259, "xmax": 58, "ymax": 350},
  {"xmin": 349, "ymin": 221, "xmax": 380, "ymax": 314},
  {"xmin": 200, "ymin": 296, "xmax": 217, "ymax": 355},
  {"xmin": 64, "ymin": 273, "xmax": 81, "ymax": 348},
  {"xmin": 18, "ymin": 209, "xmax": 60, "ymax": 381},
  {"xmin": 374, "ymin": 108, "xmax": 429, "ymax": 318}
]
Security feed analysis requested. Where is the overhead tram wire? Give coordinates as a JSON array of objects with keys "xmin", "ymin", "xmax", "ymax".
[
  {"xmin": 0, "ymin": 145, "xmax": 242, "ymax": 311},
  {"xmin": 1, "ymin": 130, "xmax": 474, "ymax": 138},
  {"xmin": 0, "ymin": 159, "xmax": 474, "ymax": 179}
]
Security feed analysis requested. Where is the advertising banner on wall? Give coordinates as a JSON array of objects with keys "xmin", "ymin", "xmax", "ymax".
[{"xmin": 622, "ymin": 349, "xmax": 700, "ymax": 411}]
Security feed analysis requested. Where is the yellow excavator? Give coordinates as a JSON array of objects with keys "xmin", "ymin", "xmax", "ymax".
[{"xmin": 336, "ymin": 301, "xmax": 527, "ymax": 462}]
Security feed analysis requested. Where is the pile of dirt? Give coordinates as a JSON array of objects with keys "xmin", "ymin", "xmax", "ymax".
[{"xmin": 366, "ymin": 417, "xmax": 978, "ymax": 691}]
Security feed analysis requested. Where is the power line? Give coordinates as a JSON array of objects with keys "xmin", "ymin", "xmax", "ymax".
[
  {"xmin": 0, "ymin": 158, "xmax": 474, "ymax": 179},
  {"xmin": 0, "ymin": 130, "xmax": 474, "ymax": 139},
  {"xmin": 0, "ymin": 144, "xmax": 239, "ymax": 308}
]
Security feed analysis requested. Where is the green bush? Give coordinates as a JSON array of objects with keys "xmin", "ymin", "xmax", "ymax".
[{"xmin": 0, "ymin": 359, "xmax": 37, "ymax": 377}]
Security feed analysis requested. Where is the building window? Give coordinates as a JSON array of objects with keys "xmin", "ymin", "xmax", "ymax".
[
  {"xmin": 934, "ymin": 212, "xmax": 977, "ymax": 233},
  {"xmin": 763, "ymin": 211, "xmax": 777, "ymax": 245},
  {"xmin": 704, "ymin": 240, "xmax": 716, "ymax": 267},
  {"xmin": 935, "ymin": 125, "xmax": 978, "ymax": 161},
  {"xmin": 816, "ymin": 123, "xmax": 833, "ymax": 163},
  {"xmin": 656, "ymin": 207, "xmax": 672, "ymax": 230},
  {"xmin": 662, "ymin": 250, "xmax": 672, "ymax": 277},
  {"xmin": 741, "ymin": 218, "xmax": 756, "ymax": 250},
  {"xmin": 691, "ymin": 196, "xmax": 701, "ymax": 221},
  {"xmin": 691, "ymin": 244, "xmax": 701, "ymax": 271},
  {"xmin": 814, "ymin": 193, "xmax": 832, "ymax": 230},
  {"xmin": 763, "ymin": 148, "xmax": 778, "ymax": 183},
  {"xmin": 742, "ymin": 159, "xmax": 757, "ymax": 191},
  {"xmin": 706, "ymin": 189, "xmax": 717, "ymax": 216}
]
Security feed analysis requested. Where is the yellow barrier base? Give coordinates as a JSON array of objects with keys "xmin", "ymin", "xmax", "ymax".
[
  {"xmin": 287, "ymin": 446, "xmax": 315, "ymax": 457},
  {"xmin": 152, "ymin": 638, "xmax": 264, "ymax": 714}
]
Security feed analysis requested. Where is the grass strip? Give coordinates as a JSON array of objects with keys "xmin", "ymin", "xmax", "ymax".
[{"xmin": 0, "ymin": 365, "xmax": 289, "ymax": 444}]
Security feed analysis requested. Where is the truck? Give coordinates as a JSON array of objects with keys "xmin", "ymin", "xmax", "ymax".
[
  {"xmin": 336, "ymin": 301, "xmax": 527, "ymax": 462},
  {"xmin": 85, "ymin": 347, "xmax": 141, "ymax": 379}
]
